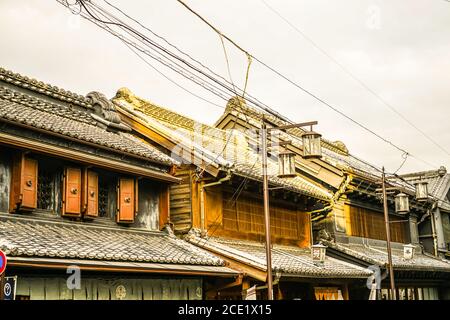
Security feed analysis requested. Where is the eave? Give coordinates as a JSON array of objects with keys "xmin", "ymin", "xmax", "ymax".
[
  {"xmin": 0, "ymin": 131, "xmax": 180, "ymax": 183},
  {"xmin": 115, "ymin": 105, "xmax": 221, "ymax": 178},
  {"xmin": 7, "ymin": 256, "xmax": 239, "ymax": 278}
]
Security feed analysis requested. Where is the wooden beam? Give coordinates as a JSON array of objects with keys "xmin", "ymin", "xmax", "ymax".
[
  {"xmin": 0, "ymin": 132, "xmax": 180, "ymax": 183},
  {"xmin": 7, "ymin": 260, "xmax": 237, "ymax": 277}
]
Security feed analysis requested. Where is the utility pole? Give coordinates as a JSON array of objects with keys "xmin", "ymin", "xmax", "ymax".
[
  {"xmin": 381, "ymin": 167, "xmax": 396, "ymax": 300},
  {"xmin": 261, "ymin": 122, "xmax": 273, "ymax": 300},
  {"xmin": 260, "ymin": 120, "xmax": 321, "ymax": 301}
]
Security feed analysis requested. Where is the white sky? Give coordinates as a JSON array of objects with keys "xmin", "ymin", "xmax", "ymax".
[{"xmin": 1, "ymin": 0, "xmax": 449, "ymax": 174}]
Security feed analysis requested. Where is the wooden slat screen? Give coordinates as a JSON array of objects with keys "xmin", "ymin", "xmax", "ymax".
[
  {"xmin": 223, "ymin": 194, "xmax": 310, "ymax": 243},
  {"xmin": 346, "ymin": 205, "xmax": 408, "ymax": 243}
]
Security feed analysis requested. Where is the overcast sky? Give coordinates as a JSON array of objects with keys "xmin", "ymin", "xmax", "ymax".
[{"xmin": 1, "ymin": 0, "xmax": 449, "ymax": 174}]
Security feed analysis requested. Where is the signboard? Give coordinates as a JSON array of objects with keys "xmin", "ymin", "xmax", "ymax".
[
  {"xmin": 3, "ymin": 276, "xmax": 17, "ymax": 300},
  {"xmin": 0, "ymin": 250, "xmax": 6, "ymax": 275}
]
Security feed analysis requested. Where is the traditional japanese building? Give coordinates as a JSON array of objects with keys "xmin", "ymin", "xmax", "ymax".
[
  {"xmin": 401, "ymin": 166, "xmax": 450, "ymax": 259},
  {"xmin": 0, "ymin": 68, "xmax": 238, "ymax": 300},
  {"xmin": 112, "ymin": 88, "xmax": 373, "ymax": 300},
  {"xmin": 214, "ymin": 97, "xmax": 450, "ymax": 300}
]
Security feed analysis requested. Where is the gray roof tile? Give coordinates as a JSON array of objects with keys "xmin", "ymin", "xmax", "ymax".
[
  {"xmin": 0, "ymin": 216, "xmax": 224, "ymax": 267},
  {"xmin": 0, "ymin": 83, "xmax": 176, "ymax": 166},
  {"xmin": 186, "ymin": 234, "xmax": 372, "ymax": 278},
  {"xmin": 113, "ymin": 91, "xmax": 333, "ymax": 200},
  {"xmin": 325, "ymin": 240, "xmax": 450, "ymax": 272}
]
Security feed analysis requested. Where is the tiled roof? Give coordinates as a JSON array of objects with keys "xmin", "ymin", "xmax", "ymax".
[
  {"xmin": 113, "ymin": 88, "xmax": 333, "ymax": 201},
  {"xmin": 324, "ymin": 239, "xmax": 450, "ymax": 272},
  {"xmin": 0, "ymin": 215, "xmax": 225, "ymax": 267},
  {"xmin": 216, "ymin": 98, "xmax": 383, "ymax": 179},
  {"xmin": 0, "ymin": 67, "xmax": 91, "ymax": 108},
  {"xmin": 186, "ymin": 234, "xmax": 372, "ymax": 278},
  {"xmin": 0, "ymin": 69, "xmax": 176, "ymax": 167},
  {"xmin": 401, "ymin": 167, "xmax": 450, "ymax": 211}
]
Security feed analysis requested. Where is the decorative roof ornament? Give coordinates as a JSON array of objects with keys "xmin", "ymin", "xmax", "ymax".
[
  {"xmin": 438, "ymin": 166, "xmax": 447, "ymax": 177},
  {"xmin": 87, "ymin": 91, "xmax": 121, "ymax": 124},
  {"xmin": 115, "ymin": 87, "xmax": 141, "ymax": 106},
  {"xmin": 226, "ymin": 96, "xmax": 247, "ymax": 112},
  {"xmin": 333, "ymin": 141, "xmax": 349, "ymax": 155},
  {"xmin": 86, "ymin": 91, "xmax": 131, "ymax": 132},
  {"xmin": 0, "ymin": 67, "xmax": 90, "ymax": 107}
]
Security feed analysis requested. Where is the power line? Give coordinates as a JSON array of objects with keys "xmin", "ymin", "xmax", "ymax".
[
  {"xmin": 174, "ymin": 0, "xmax": 441, "ymax": 170},
  {"xmin": 78, "ymin": 0, "xmax": 288, "ymax": 123},
  {"xmin": 60, "ymin": 0, "xmax": 440, "ymax": 172},
  {"xmin": 73, "ymin": 0, "xmax": 257, "ymax": 186},
  {"xmin": 83, "ymin": 2, "xmax": 225, "ymax": 109},
  {"xmin": 260, "ymin": 0, "xmax": 450, "ymax": 158},
  {"xmin": 120, "ymin": 37, "xmax": 225, "ymax": 110},
  {"xmin": 79, "ymin": 1, "xmax": 235, "ymax": 103}
]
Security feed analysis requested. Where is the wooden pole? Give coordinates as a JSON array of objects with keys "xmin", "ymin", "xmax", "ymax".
[
  {"xmin": 261, "ymin": 123, "xmax": 273, "ymax": 300},
  {"xmin": 0, "ymin": 272, "xmax": 5, "ymax": 300},
  {"xmin": 382, "ymin": 167, "xmax": 396, "ymax": 300}
]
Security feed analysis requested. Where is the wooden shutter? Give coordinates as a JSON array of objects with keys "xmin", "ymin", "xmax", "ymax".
[
  {"xmin": 62, "ymin": 167, "xmax": 82, "ymax": 216},
  {"xmin": 117, "ymin": 178, "xmax": 135, "ymax": 223},
  {"xmin": 159, "ymin": 185, "xmax": 170, "ymax": 229},
  {"xmin": 83, "ymin": 170, "xmax": 98, "ymax": 218},
  {"xmin": 9, "ymin": 153, "xmax": 38, "ymax": 212}
]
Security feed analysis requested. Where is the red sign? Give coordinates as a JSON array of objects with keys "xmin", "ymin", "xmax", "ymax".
[{"xmin": 0, "ymin": 250, "xmax": 6, "ymax": 275}]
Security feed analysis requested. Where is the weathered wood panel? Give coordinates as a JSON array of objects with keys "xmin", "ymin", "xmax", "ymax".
[
  {"xmin": 0, "ymin": 149, "xmax": 11, "ymax": 212},
  {"xmin": 442, "ymin": 212, "xmax": 450, "ymax": 245},
  {"xmin": 205, "ymin": 188, "xmax": 223, "ymax": 228},
  {"xmin": 170, "ymin": 166, "xmax": 192, "ymax": 233},
  {"xmin": 132, "ymin": 179, "xmax": 159, "ymax": 230}
]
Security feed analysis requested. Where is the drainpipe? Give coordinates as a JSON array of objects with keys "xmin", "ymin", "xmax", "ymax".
[
  {"xmin": 200, "ymin": 170, "xmax": 232, "ymax": 237},
  {"xmin": 429, "ymin": 202, "xmax": 439, "ymax": 256},
  {"xmin": 418, "ymin": 202, "xmax": 439, "ymax": 256}
]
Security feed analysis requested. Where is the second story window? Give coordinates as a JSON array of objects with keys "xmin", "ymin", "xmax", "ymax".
[
  {"xmin": 93, "ymin": 170, "xmax": 117, "ymax": 219},
  {"xmin": 36, "ymin": 162, "xmax": 61, "ymax": 213},
  {"xmin": 98, "ymin": 177, "xmax": 109, "ymax": 218},
  {"xmin": 8, "ymin": 152, "xmax": 163, "ymax": 231}
]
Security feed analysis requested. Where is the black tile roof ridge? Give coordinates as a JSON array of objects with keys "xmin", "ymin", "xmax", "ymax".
[
  {"xmin": 327, "ymin": 240, "xmax": 450, "ymax": 267},
  {"xmin": 0, "ymin": 212, "xmax": 170, "ymax": 237},
  {"xmin": 401, "ymin": 168, "xmax": 447, "ymax": 179},
  {"xmin": 0, "ymin": 86, "xmax": 96, "ymax": 126},
  {"xmin": 0, "ymin": 67, "xmax": 91, "ymax": 108},
  {"xmin": 0, "ymin": 94, "xmax": 176, "ymax": 166}
]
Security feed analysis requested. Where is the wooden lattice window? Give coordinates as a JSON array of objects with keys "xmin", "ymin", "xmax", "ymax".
[
  {"xmin": 37, "ymin": 169, "xmax": 54, "ymax": 210},
  {"xmin": 98, "ymin": 175, "xmax": 109, "ymax": 218},
  {"xmin": 345, "ymin": 205, "xmax": 409, "ymax": 243},
  {"xmin": 222, "ymin": 193, "xmax": 310, "ymax": 243}
]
